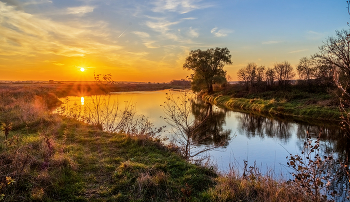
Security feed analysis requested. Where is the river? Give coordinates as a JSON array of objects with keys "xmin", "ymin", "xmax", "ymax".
[{"xmin": 58, "ymin": 89, "xmax": 349, "ymax": 178}]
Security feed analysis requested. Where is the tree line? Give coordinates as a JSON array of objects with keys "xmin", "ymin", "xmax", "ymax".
[{"xmin": 183, "ymin": 29, "xmax": 350, "ymax": 96}]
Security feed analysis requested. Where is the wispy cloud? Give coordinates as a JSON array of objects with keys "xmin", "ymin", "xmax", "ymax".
[
  {"xmin": 67, "ymin": 6, "xmax": 95, "ymax": 15},
  {"xmin": 262, "ymin": 41, "xmax": 282, "ymax": 45},
  {"xmin": 53, "ymin": 62, "xmax": 64, "ymax": 66},
  {"xmin": 133, "ymin": 31, "xmax": 159, "ymax": 48},
  {"xmin": 23, "ymin": 0, "xmax": 52, "ymax": 6},
  {"xmin": 0, "ymin": 2, "xmax": 122, "ymax": 58},
  {"xmin": 211, "ymin": 28, "xmax": 233, "ymax": 37},
  {"xmin": 133, "ymin": 31, "xmax": 150, "ymax": 38},
  {"xmin": 145, "ymin": 18, "xmax": 181, "ymax": 41},
  {"xmin": 152, "ymin": 0, "xmax": 213, "ymax": 14},
  {"xmin": 0, "ymin": 0, "xmax": 23, "ymax": 9},
  {"xmin": 188, "ymin": 27, "xmax": 198, "ymax": 38},
  {"xmin": 289, "ymin": 49, "xmax": 308, "ymax": 54},
  {"xmin": 306, "ymin": 31, "xmax": 325, "ymax": 40},
  {"xmin": 144, "ymin": 41, "xmax": 159, "ymax": 48}
]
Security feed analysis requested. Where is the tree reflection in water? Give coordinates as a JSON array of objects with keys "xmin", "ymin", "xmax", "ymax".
[
  {"xmin": 191, "ymin": 99, "xmax": 231, "ymax": 147},
  {"xmin": 237, "ymin": 113, "xmax": 292, "ymax": 142},
  {"xmin": 234, "ymin": 112, "xmax": 350, "ymax": 200},
  {"xmin": 162, "ymin": 93, "xmax": 231, "ymax": 161}
]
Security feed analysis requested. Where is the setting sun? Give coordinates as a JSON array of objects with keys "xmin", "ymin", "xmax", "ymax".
[{"xmin": 80, "ymin": 68, "xmax": 85, "ymax": 72}]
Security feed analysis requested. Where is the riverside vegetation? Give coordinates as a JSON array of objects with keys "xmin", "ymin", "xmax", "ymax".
[
  {"xmin": 202, "ymin": 84, "xmax": 341, "ymax": 123},
  {"xmin": 0, "ymin": 83, "xmax": 332, "ymax": 201}
]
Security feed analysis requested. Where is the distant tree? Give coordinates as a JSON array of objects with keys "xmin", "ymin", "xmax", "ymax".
[
  {"xmin": 311, "ymin": 59, "xmax": 334, "ymax": 86},
  {"xmin": 246, "ymin": 63, "xmax": 257, "ymax": 88},
  {"xmin": 237, "ymin": 68, "xmax": 249, "ymax": 90},
  {"xmin": 256, "ymin": 65, "xmax": 265, "ymax": 87},
  {"xmin": 237, "ymin": 63, "xmax": 257, "ymax": 91},
  {"xmin": 237, "ymin": 63, "xmax": 267, "ymax": 91},
  {"xmin": 265, "ymin": 67, "xmax": 275, "ymax": 86},
  {"xmin": 297, "ymin": 57, "xmax": 315, "ymax": 84},
  {"xmin": 183, "ymin": 47, "xmax": 232, "ymax": 94},
  {"xmin": 274, "ymin": 61, "xmax": 295, "ymax": 87},
  {"xmin": 226, "ymin": 74, "xmax": 232, "ymax": 83}
]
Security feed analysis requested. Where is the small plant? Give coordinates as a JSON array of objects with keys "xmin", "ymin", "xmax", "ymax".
[
  {"xmin": 1, "ymin": 123, "xmax": 12, "ymax": 140},
  {"xmin": 287, "ymin": 131, "xmax": 349, "ymax": 201}
]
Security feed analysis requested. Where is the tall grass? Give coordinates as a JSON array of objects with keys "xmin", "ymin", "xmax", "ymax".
[{"xmin": 203, "ymin": 163, "xmax": 312, "ymax": 202}]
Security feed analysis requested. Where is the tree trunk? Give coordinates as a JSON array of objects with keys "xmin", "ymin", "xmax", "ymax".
[{"xmin": 208, "ymin": 83, "xmax": 213, "ymax": 94}]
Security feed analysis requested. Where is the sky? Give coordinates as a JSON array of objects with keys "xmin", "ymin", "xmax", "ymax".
[{"xmin": 0, "ymin": 0, "xmax": 348, "ymax": 82}]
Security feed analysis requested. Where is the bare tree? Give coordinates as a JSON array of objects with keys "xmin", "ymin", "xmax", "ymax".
[
  {"xmin": 274, "ymin": 61, "xmax": 295, "ymax": 87},
  {"xmin": 237, "ymin": 63, "xmax": 258, "ymax": 91},
  {"xmin": 265, "ymin": 68, "xmax": 275, "ymax": 87},
  {"xmin": 313, "ymin": 29, "xmax": 350, "ymax": 134},
  {"xmin": 297, "ymin": 57, "xmax": 315, "ymax": 84},
  {"xmin": 237, "ymin": 68, "xmax": 249, "ymax": 90},
  {"xmin": 256, "ymin": 65, "xmax": 265, "ymax": 87},
  {"xmin": 314, "ymin": 30, "xmax": 350, "ymax": 97}
]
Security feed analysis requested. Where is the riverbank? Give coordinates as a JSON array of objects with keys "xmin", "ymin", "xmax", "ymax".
[
  {"xmin": 0, "ymin": 82, "xmax": 190, "ymax": 98},
  {"xmin": 202, "ymin": 93, "xmax": 341, "ymax": 123},
  {"xmin": 0, "ymin": 85, "xmax": 319, "ymax": 201}
]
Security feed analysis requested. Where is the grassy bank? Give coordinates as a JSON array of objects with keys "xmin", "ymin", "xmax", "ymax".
[
  {"xmin": 0, "ymin": 85, "xmax": 318, "ymax": 201},
  {"xmin": 202, "ymin": 92, "xmax": 341, "ymax": 122}
]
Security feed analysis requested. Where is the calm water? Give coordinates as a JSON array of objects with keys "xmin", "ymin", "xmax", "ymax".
[{"xmin": 60, "ymin": 90, "xmax": 349, "ymax": 177}]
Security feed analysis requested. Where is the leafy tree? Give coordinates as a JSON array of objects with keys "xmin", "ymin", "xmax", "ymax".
[{"xmin": 183, "ymin": 47, "xmax": 232, "ymax": 94}]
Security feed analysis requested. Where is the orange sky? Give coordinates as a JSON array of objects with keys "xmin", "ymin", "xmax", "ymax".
[{"xmin": 0, "ymin": 1, "xmax": 347, "ymax": 82}]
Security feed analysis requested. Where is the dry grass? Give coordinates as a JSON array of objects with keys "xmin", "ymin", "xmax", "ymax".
[{"xmin": 203, "ymin": 166, "xmax": 312, "ymax": 202}]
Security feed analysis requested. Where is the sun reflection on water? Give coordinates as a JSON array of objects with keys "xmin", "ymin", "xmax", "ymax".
[{"xmin": 81, "ymin": 97, "xmax": 84, "ymax": 105}]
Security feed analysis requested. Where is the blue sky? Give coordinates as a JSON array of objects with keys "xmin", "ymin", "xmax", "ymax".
[{"xmin": 0, "ymin": 0, "xmax": 347, "ymax": 81}]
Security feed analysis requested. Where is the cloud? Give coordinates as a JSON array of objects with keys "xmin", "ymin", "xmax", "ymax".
[
  {"xmin": 306, "ymin": 31, "xmax": 325, "ymax": 40},
  {"xmin": 289, "ymin": 49, "xmax": 308, "ymax": 54},
  {"xmin": 0, "ymin": 0, "xmax": 22, "ymax": 9},
  {"xmin": 0, "ymin": 2, "xmax": 123, "ymax": 58},
  {"xmin": 143, "ymin": 41, "xmax": 159, "ymax": 48},
  {"xmin": 188, "ymin": 27, "xmax": 198, "ymax": 38},
  {"xmin": 133, "ymin": 31, "xmax": 159, "ymax": 48},
  {"xmin": 262, "ymin": 41, "xmax": 282, "ymax": 45},
  {"xmin": 23, "ymin": 0, "xmax": 52, "ymax": 6},
  {"xmin": 67, "ymin": 6, "xmax": 95, "ymax": 15},
  {"xmin": 152, "ymin": 0, "xmax": 213, "ymax": 14},
  {"xmin": 145, "ymin": 18, "xmax": 181, "ymax": 41},
  {"xmin": 53, "ymin": 62, "xmax": 64, "ymax": 66},
  {"xmin": 211, "ymin": 28, "xmax": 233, "ymax": 37},
  {"xmin": 133, "ymin": 31, "xmax": 150, "ymax": 38}
]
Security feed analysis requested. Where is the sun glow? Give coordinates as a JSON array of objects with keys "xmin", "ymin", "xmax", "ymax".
[{"xmin": 80, "ymin": 67, "xmax": 85, "ymax": 72}]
